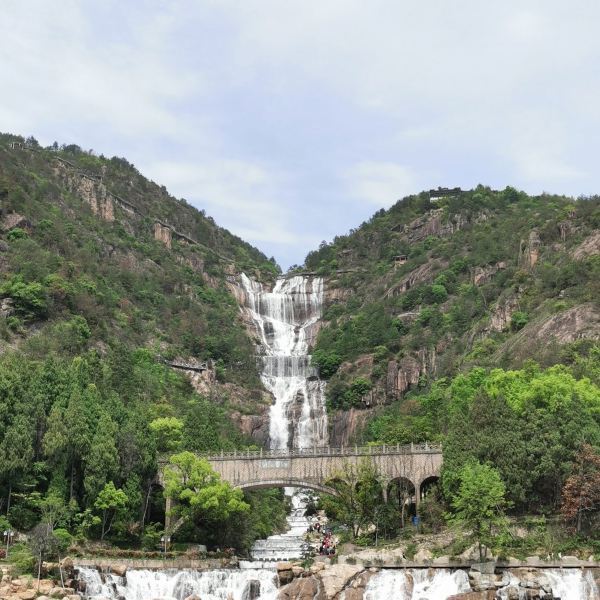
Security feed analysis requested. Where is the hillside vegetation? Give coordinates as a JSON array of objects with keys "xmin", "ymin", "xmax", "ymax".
[
  {"xmin": 305, "ymin": 186, "xmax": 600, "ymax": 549},
  {"xmin": 0, "ymin": 133, "xmax": 284, "ymax": 554}
]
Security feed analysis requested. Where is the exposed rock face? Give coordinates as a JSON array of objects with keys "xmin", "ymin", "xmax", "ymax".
[
  {"xmin": 329, "ymin": 408, "xmax": 371, "ymax": 446},
  {"xmin": 385, "ymin": 262, "xmax": 437, "ymax": 298},
  {"xmin": 489, "ymin": 296, "xmax": 521, "ymax": 332},
  {"xmin": 404, "ymin": 208, "xmax": 473, "ymax": 244},
  {"xmin": 386, "ymin": 356, "xmax": 421, "ymax": 398},
  {"xmin": 573, "ymin": 231, "xmax": 600, "ymax": 260},
  {"xmin": 471, "ymin": 262, "xmax": 507, "ymax": 286},
  {"xmin": 530, "ymin": 303, "xmax": 600, "ymax": 345},
  {"xmin": 520, "ymin": 230, "xmax": 541, "ymax": 269},
  {"xmin": 65, "ymin": 173, "xmax": 115, "ymax": 222},
  {"xmin": 386, "ymin": 349, "xmax": 436, "ymax": 400},
  {"xmin": 154, "ymin": 221, "xmax": 172, "ymax": 248},
  {"xmin": 1, "ymin": 212, "xmax": 31, "ymax": 232}
]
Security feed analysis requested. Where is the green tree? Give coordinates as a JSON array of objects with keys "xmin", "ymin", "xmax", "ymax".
[
  {"xmin": 84, "ymin": 412, "xmax": 118, "ymax": 502},
  {"xmin": 163, "ymin": 452, "xmax": 249, "ymax": 530},
  {"xmin": 322, "ymin": 459, "xmax": 382, "ymax": 538},
  {"xmin": 0, "ymin": 415, "xmax": 34, "ymax": 513},
  {"xmin": 94, "ymin": 481, "xmax": 128, "ymax": 540},
  {"xmin": 149, "ymin": 417, "xmax": 183, "ymax": 453},
  {"xmin": 448, "ymin": 461, "xmax": 509, "ymax": 561}
]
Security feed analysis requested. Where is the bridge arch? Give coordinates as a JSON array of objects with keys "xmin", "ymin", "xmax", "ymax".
[{"xmin": 236, "ymin": 480, "xmax": 339, "ymax": 497}]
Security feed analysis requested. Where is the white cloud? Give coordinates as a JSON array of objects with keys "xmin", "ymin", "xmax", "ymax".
[
  {"xmin": 142, "ymin": 159, "xmax": 309, "ymax": 247},
  {"xmin": 345, "ymin": 162, "xmax": 419, "ymax": 207},
  {"xmin": 0, "ymin": 1, "xmax": 200, "ymax": 140}
]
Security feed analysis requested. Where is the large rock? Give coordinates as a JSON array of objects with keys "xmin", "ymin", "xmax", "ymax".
[
  {"xmin": 110, "ymin": 564, "xmax": 127, "ymax": 577},
  {"xmin": 318, "ymin": 564, "xmax": 363, "ymax": 599},
  {"xmin": 278, "ymin": 576, "xmax": 325, "ymax": 600},
  {"xmin": 277, "ymin": 562, "xmax": 294, "ymax": 586},
  {"xmin": 342, "ymin": 571, "xmax": 373, "ymax": 600},
  {"xmin": 573, "ymin": 231, "xmax": 600, "ymax": 260},
  {"xmin": 414, "ymin": 548, "xmax": 433, "ymax": 563},
  {"xmin": 447, "ymin": 592, "xmax": 495, "ymax": 600}
]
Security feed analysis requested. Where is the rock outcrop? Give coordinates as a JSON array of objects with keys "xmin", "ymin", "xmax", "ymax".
[
  {"xmin": 1, "ymin": 212, "xmax": 32, "ymax": 232},
  {"xmin": 572, "ymin": 231, "xmax": 600, "ymax": 260},
  {"xmin": 488, "ymin": 295, "xmax": 521, "ymax": 332},
  {"xmin": 154, "ymin": 221, "xmax": 172, "ymax": 248},
  {"xmin": 520, "ymin": 230, "xmax": 541, "ymax": 269}
]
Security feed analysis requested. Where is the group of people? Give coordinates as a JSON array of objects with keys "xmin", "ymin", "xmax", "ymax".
[{"xmin": 307, "ymin": 519, "xmax": 336, "ymax": 556}]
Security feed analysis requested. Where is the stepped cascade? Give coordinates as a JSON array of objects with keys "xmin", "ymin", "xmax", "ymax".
[
  {"xmin": 240, "ymin": 274, "xmax": 328, "ymax": 450},
  {"xmin": 239, "ymin": 273, "xmax": 328, "ymax": 560}
]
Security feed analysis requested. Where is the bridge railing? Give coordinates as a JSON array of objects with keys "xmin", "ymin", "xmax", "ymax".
[{"xmin": 199, "ymin": 442, "xmax": 442, "ymax": 461}]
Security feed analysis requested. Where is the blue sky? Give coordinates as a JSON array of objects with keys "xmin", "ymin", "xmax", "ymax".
[{"xmin": 2, "ymin": 1, "xmax": 599, "ymax": 268}]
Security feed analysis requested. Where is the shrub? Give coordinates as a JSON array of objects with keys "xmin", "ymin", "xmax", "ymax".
[
  {"xmin": 7, "ymin": 228, "xmax": 28, "ymax": 240},
  {"xmin": 511, "ymin": 311, "xmax": 529, "ymax": 331}
]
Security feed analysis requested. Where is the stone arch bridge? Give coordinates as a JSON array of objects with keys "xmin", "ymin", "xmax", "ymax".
[{"xmin": 161, "ymin": 443, "xmax": 442, "ymax": 529}]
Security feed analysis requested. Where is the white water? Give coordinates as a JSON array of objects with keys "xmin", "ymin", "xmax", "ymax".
[
  {"xmin": 545, "ymin": 569, "xmax": 599, "ymax": 600},
  {"xmin": 240, "ymin": 274, "xmax": 327, "ymax": 450},
  {"xmin": 363, "ymin": 569, "xmax": 471, "ymax": 600},
  {"xmin": 240, "ymin": 273, "xmax": 328, "ymax": 561},
  {"xmin": 77, "ymin": 566, "xmax": 278, "ymax": 600},
  {"xmin": 363, "ymin": 568, "xmax": 600, "ymax": 600}
]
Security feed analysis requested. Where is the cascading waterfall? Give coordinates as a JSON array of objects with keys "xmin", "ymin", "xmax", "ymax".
[
  {"xmin": 545, "ymin": 569, "xmax": 599, "ymax": 600},
  {"xmin": 240, "ymin": 273, "xmax": 328, "ymax": 450},
  {"xmin": 363, "ymin": 568, "xmax": 600, "ymax": 600},
  {"xmin": 76, "ymin": 566, "xmax": 278, "ymax": 600},
  {"xmin": 240, "ymin": 273, "xmax": 328, "ymax": 560},
  {"xmin": 363, "ymin": 569, "xmax": 471, "ymax": 600}
]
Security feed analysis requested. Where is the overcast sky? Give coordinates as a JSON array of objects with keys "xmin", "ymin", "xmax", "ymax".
[{"xmin": 2, "ymin": 1, "xmax": 599, "ymax": 268}]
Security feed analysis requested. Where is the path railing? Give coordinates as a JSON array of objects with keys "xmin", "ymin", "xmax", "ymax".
[{"xmin": 199, "ymin": 442, "xmax": 442, "ymax": 461}]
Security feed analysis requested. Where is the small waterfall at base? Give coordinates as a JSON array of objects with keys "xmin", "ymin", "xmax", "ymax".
[
  {"xmin": 364, "ymin": 569, "xmax": 471, "ymax": 600},
  {"xmin": 545, "ymin": 569, "xmax": 599, "ymax": 600},
  {"xmin": 239, "ymin": 273, "xmax": 328, "ymax": 560},
  {"xmin": 77, "ymin": 566, "xmax": 278, "ymax": 600},
  {"xmin": 363, "ymin": 568, "xmax": 600, "ymax": 600}
]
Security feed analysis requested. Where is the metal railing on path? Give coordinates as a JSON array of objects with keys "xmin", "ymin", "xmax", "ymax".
[{"xmin": 199, "ymin": 442, "xmax": 442, "ymax": 461}]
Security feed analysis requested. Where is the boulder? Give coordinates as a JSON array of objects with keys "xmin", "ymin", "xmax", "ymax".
[
  {"xmin": 49, "ymin": 587, "xmax": 68, "ymax": 598},
  {"xmin": 278, "ymin": 576, "xmax": 325, "ymax": 600},
  {"xmin": 65, "ymin": 595, "xmax": 81, "ymax": 600},
  {"xmin": 414, "ymin": 548, "xmax": 433, "ymax": 563},
  {"xmin": 110, "ymin": 564, "xmax": 127, "ymax": 577},
  {"xmin": 291, "ymin": 566, "xmax": 305, "ymax": 578},
  {"xmin": 184, "ymin": 595, "xmax": 202, "ymax": 600},
  {"xmin": 18, "ymin": 591, "xmax": 37, "ymax": 600},
  {"xmin": 447, "ymin": 592, "xmax": 495, "ymax": 600},
  {"xmin": 241, "ymin": 580, "xmax": 261, "ymax": 600},
  {"xmin": 277, "ymin": 562, "xmax": 294, "ymax": 586},
  {"xmin": 560, "ymin": 555, "xmax": 581, "ymax": 566},
  {"xmin": 432, "ymin": 555, "xmax": 451, "ymax": 566},
  {"xmin": 317, "ymin": 564, "xmax": 363, "ymax": 600},
  {"xmin": 468, "ymin": 570, "xmax": 497, "ymax": 592}
]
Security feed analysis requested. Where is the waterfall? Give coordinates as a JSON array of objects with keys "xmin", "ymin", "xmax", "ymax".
[
  {"xmin": 363, "ymin": 569, "xmax": 471, "ymax": 600},
  {"xmin": 77, "ymin": 566, "xmax": 278, "ymax": 600},
  {"xmin": 545, "ymin": 569, "xmax": 599, "ymax": 600},
  {"xmin": 240, "ymin": 273, "xmax": 328, "ymax": 560},
  {"xmin": 240, "ymin": 273, "xmax": 327, "ymax": 450}
]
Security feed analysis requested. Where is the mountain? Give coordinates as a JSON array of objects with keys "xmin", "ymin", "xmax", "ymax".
[
  {"xmin": 0, "ymin": 133, "xmax": 286, "ymax": 547},
  {"xmin": 305, "ymin": 186, "xmax": 600, "ymax": 444}
]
